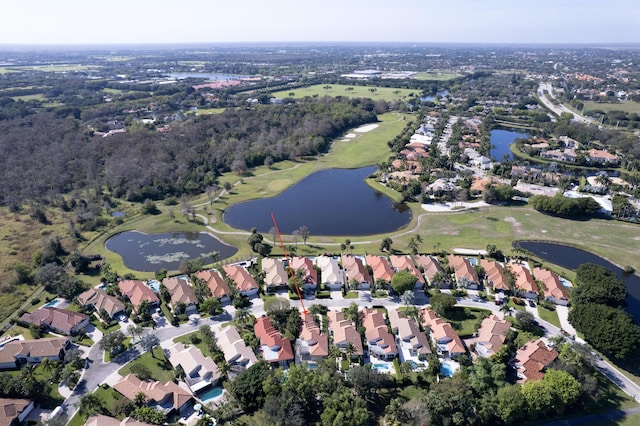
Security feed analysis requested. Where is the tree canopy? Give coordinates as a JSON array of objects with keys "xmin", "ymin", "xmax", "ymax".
[{"xmin": 391, "ymin": 270, "xmax": 418, "ymax": 295}]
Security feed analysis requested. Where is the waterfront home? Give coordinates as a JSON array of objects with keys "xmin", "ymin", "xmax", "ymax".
[
  {"xmin": 414, "ymin": 255, "xmax": 445, "ymax": 288},
  {"xmin": 162, "ymin": 276, "xmax": 198, "ymax": 314},
  {"xmin": 447, "ymin": 255, "xmax": 480, "ymax": 289},
  {"xmin": 254, "ymin": 315, "xmax": 294, "ymax": 367},
  {"xmin": 222, "ymin": 265, "xmax": 259, "ymax": 298},
  {"xmin": 261, "ymin": 258, "xmax": 289, "ymax": 293},
  {"xmin": 19, "ymin": 307, "xmax": 90, "ymax": 336},
  {"xmin": 389, "ymin": 255, "xmax": 425, "ymax": 289},
  {"xmin": 297, "ymin": 312, "xmax": 329, "ymax": 362},
  {"xmin": 0, "ymin": 337, "xmax": 70, "ymax": 370},
  {"xmin": 114, "ymin": 374, "xmax": 193, "ymax": 414},
  {"xmin": 315, "ymin": 255, "xmax": 346, "ymax": 290},
  {"xmin": 420, "ymin": 309, "xmax": 466, "ymax": 358},
  {"xmin": 166, "ymin": 342, "xmax": 221, "ymax": 392},
  {"xmin": 327, "ymin": 310, "xmax": 363, "ymax": 359},
  {"xmin": 362, "ymin": 308, "xmax": 398, "ymax": 361},
  {"xmin": 586, "ymin": 148, "xmax": 618, "ymax": 165},
  {"xmin": 118, "ymin": 280, "xmax": 160, "ymax": 313},
  {"xmin": 215, "ymin": 325, "xmax": 257, "ymax": 368},
  {"xmin": 512, "ymin": 338, "xmax": 558, "ymax": 383},
  {"xmin": 341, "ymin": 255, "xmax": 371, "ymax": 290},
  {"xmin": 533, "ymin": 267, "xmax": 570, "ymax": 305},
  {"xmin": 77, "ymin": 288, "xmax": 126, "ymax": 319},
  {"xmin": 365, "ymin": 255, "xmax": 394, "ymax": 288},
  {"xmin": 194, "ymin": 269, "xmax": 232, "ymax": 303},
  {"xmin": 475, "ymin": 314, "xmax": 511, "ymax": 358},
  {"xmin": 480, "ymin": 259, "xmax": 510, "ymax": 292},
  {"xmin": 388, "ymin": 309, "xmax": 431, "ymax": 359},
  {"xmin": 290, "ymin": 256, "xmax": 318, "ymax": 292},
  {"xmin": 508, "ymin": 263, "xmax": 539, "ymax": 300}
]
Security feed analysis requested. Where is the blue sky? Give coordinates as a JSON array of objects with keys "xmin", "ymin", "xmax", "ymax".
[{"xmin": 2, "ymin": 0, "xmax": 638, "ymax": 45}]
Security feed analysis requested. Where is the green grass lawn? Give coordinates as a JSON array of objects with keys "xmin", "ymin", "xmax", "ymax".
[
  {"xmin": 194, "ymin": 107, "xmax": 227, "ymax": 115},
  {"xmin": 441, "ymin": 307, "xmax": 491, "ymax": 337},
  {"xmin": 344, "ymin": 292, "xmax": 359, "ymax": 299},
  {"xmin": 173, "ymin": 331, "xmax": 217, "ymax": 359},
  {"xmin": 414, "ymin": 71, "xmax": 461, "ymax": 81},
  {"xmin": 11, "ymin": 93, "xmax": 44, "ymax": 101},
  {"xmin": 583, "ymin": 100, "xmax": 640, "ymax": 114},
  {"xmin": 537, "ymin": 305, "xmax": 561, "ymax": 328},
  {"xmin": 270, "ymin": 84, "xmax": 418, "ymax": 102},
  {"xmin": 118, "ymin": 351, "xmax": 176, "ymax": 383}
]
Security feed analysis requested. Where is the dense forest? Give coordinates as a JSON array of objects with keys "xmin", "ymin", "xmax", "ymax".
[{"xmin": 0, "ymin": 97, "xmax": 384, "ymax": 208}]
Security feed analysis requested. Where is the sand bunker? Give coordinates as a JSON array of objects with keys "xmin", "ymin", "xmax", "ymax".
[
  {"xmin": 354, "ymin": 124, "xmax": 379, "ymax": 133},
  {"xmin": 344, "ymin": 133, "xmax": 356, "ymax": 138}
]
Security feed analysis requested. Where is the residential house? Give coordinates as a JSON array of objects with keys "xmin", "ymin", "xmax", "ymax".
[
  {"xmin": 414, "ymin": 255, "xmax": 445, "ymax": 287},
  {"xmin": 447, "ymin": 255, "xmax": 480, "ymax": 289},
  {"xmin": 0, "ymin": 337, "xmax": 70, "ymax": 370},
  {"xmin": 475, "ymin": 314, "xmax": 511, "ymax": 358},
  {"xmin": 118, "ymin": 280, "xmax": 160, "ymax": 313},
  {"xmin": 0, "ymin": 398, "xmax": 34, "ymax": 426},
  {"xmin": 166, "ymin": 342, "xmax": 221, "ymax": 392},
  {"xmin": 254, "ymin": 315, "xmax": 294, "ymax": 367},
  {"xmin": 365, "ymin": 255, "xmax": 394, "ymax": 288},
  {"xmin": 533, "ymin": 267, "xmax": 570, "ymax": 305},
  {"xmin": 388, "ymin": 309, "xmax": 431, "ymax": 359},
  {"xmin": 19, "ymin": 307, "xmax": 90, "ymax": 336},
  {"xmin": 420, "ymin": 309, "xmax": 466, "ymax": 358},
  {"xmin": 389, "ymin": 255, "xmax": 425, "ymax": 289},
  {"xmin": 587, "ymin": 148, "xmax": 619, "ymax": 165},
  {"xmin": 261, "ymin": 258, "xmax": 289, "ymax": 293},
  {"xmin": 85, "ymin": 415, "xmax": 154, "ymax": 426},
  {"xmin": 297, "ymin": 312, "xmax": 329, "ymax": 362},
  {"xmin": 327, "ymin": 310, "xmax": 363, "ymax": 359},
  {"xmin": 222, "ymin": 265, "xmax": 259, "ymax": 298},
  {"xmin": 541, "ymin": 148, "xmax": 577, "ymax": 163},
  {"xmin": 341, "ymin": 255, "xmax": 371, "ymax": 290},
  {"xmin": 290, "ymin": 256, "xmax": 318, "ymax": 293},
  {"xmin": 194, "ymin": 270, "xmax": 232, "ymax": 303},
  {"xmin": 162, "ymin": 276, "xmax": 198, "ymax": 314},
  {"xmin": 77, "ymin": 288, "xmax": 126, "ymax": 319},
  {"xmin": 509, "ymin": 263, "xmax": 539, "ymax": 300},
  {"xmin": 362, "ymin": 308, "xmax": 397, "ymax": 361},
  {"xmin": 114, "ymin": 374, "xmax": 193, "ymax": 414},
  {"xmin": 215, "ymin": 325, "xmax": 257, "ymax": 368},
  {"xmin": 480, "ymin": 259, "xmax": 510, "ymax": 292},
  {"xmin": 512, "ymin": 338, "xmax": 558, "ymax": 383},
  {"xmin": 315, "ymin": 255, "xmax": 346, "ymax": 290}
]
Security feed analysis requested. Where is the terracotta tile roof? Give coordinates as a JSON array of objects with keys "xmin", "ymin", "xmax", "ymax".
[
  {"xmin": 365, "ymin": 255, "xmax": 394, "ymax": 282},
  {"xmin": 118, "ymin": 280, "xmax": 160, "ymax": 309},
  {"xmin": 222, "ymin": 265, "xmax": 259, "ymax": 293},
  {"xmin": 362, "ymin": 308, "xmax": 397, "ymax": 356},
  {"xmin": 389, "ymin": 255, "xmax": 424, "ymax": 283},
  {"xmin": 508, "ymin": 263, "xmax": 539, "ymax": 294},
  {"xmin": 290, "ymin": 257, "xmax": 318, "ymax": 285},
  {"xmin": 533, "ymin": 267, "xmax": 569, "ymax": 302},
  {"xmin": 471, "ymin": 177, "xmax": 493, "ymax": 192},
  {"xmin": 414, "ymin": 255, "xmax": 444, "ymax": 284},
  {"xmin": 327, "ymin": 310, "xmax": 363, "ymax": 356},
  {"xmin": 78, "ymin": 288, "xmax": 125, "ymax": 317},
  {"xmin": 475, "ymin": 314, "xmax": 511, "ymax": 357},
  {"xmin": 299, "ymin": 312, "xmax": 329, "ymax": 358},
  {"xmin": 261, "ymin": 258, "xmax": 289, "ymax": 287},
  {"xmin": 341, "ymin": 255, "xmax": 371, "ymax": 284},
  {"xmin": 0, "ymin": 398, "xmax": 32, "ymax": 426},
  {"xmin": 0, "ymin": 337, "xmax": 69, "ymax": 364},
  {"xmin": 448, "ymin": 255, "xmax": 480, "ymax": 285},
  {"xmin": 162, "ymin": 276, "xmax": 198, "ymax": 306},
  {"xmin": 253, "ymin": 315, "xmax": 294, "ymax": 363},
  {"xmin": 114, "ymin": 374, "xmax": 192, "ymax": 411},
  {"xmin": 420, "ymin": 309, "xmax": 465, "ymax": 356},
  {"xmin": 513, "ymin": 338, "xmax": 558, "ymax": 383},
  {"xmin": 20, "ymin": 307, "xmax": 89, "ymax": 335},
  {"xmin": 480, "ymin": 259, "xmax": 510, "ymax": 292},
  {"xmin": 194, "ymin": 270, "xmax": 232, "ymax": 299}
]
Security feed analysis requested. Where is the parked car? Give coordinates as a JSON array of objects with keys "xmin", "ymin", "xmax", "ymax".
[{"xmin": 528, "ymin": 300, "xmax": 536, "ymax": 308}]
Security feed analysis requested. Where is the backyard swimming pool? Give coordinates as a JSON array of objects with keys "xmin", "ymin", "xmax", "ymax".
[
  {"xmin": 198, "ymin": 386, "xmax": 223, "ymax": 402},
  {"xmin": 440, "ymin": 362, "xmax": 455, "ymax": 377},
  {"xmin": 43, "ymin": 298, "xmax": 62, "ymax": 308},
  {"xmin": 147, "ymin": 280, "xmax": 160, "ymax": 292}
]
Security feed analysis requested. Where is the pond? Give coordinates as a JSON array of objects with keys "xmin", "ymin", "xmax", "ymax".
[
  {"xmin": 515, "ymin": 241, "xmax": 640, "ymax": 324},
  {"xmin": 490, "ymin": 129, "xmax": 530, "ymax": 162},
  {"xmin": 223, "ymin": 166, "xmax": 412, "ymax": 236},
  {"xmin": 420, "ymin": 90, "xmax": 449, "ymax": 102},
  {"xmin": 105, "ymin": 231, "xmax": 238, "ymax": 272}
]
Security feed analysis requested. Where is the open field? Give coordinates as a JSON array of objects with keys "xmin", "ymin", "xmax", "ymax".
[
  {"xmin": 270, "ymin": 84, "xmax": 418, "ymax": 101},
  {"xmin": 11, "ymin": 93, "xmax": 44, "ymax": 101},
  {"xmin": 414, "ymin": 71, "xmax": 461, "ymax": 81},
  {"xmin": 583, "ymin": 100, "xmax": 640, "ymax": 114},
  {"xmin": 11, "ymin": 64, "xmax": 95, "ymax": 72},
  {"xmin": 193, "ymin": 107, "xmax": 226, "ymax": 115}
]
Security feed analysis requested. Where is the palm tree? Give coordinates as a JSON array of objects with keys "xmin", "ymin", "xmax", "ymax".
[
  {"xmin": 217, "ymin": 360, "xmax": 233, "ymax": 380},
  {"xmin": 134, "ymin": 391, "xmax": 148, "ymax": 407},
  {"xmin": 234, "ymin": 307, "xmax": 250, "ymax": 324},
  {"xmin": 344, "ymin": 342, "xmax": 357, "ymax": 361},
  {"xmin": 499, "ymin": 303, "xmax": 512, "ymax": 317},
  {"xmin": 80, "ymin": 393, "xmax": 103, "ymax": 416}
]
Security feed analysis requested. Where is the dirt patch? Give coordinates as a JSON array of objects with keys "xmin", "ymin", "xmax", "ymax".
[{"xmin": 504, "ymin": 216, "xmax": 524, "ymax": 234}]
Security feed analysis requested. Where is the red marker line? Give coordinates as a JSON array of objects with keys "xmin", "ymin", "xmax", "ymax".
[{"xmin": 270, "ymin": 212, "xmax": 307, "ymax": 314}]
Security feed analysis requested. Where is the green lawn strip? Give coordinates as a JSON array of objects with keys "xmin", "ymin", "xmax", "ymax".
[
  {"xmin": 173, "ymin": 331, "xmax": 217, "ymax": 359},
  {"xmin": 537, "ymin": 305, "xmax": 561, "ymax": 328},
  {"xmin": 344, "ymin": 292, "xmax": 359, "ymax": 299},
  {"xmin": 118, "ymin": 351, "xmax": 175, "ymax": 383},
  {"xmin": 414, "ymin": 72, "xmax": 461, "ymax": 81},
  {"xmin": 270, "ymin": 84, "xmax": 417, "ymax": 101},
  {"xmin": 67, "ymin": 412, "xmax": 86, "ymax": 426},
  {"xmin": 105, "ymin": 337, "xmax": 133, "ymax": 362},
  {"xmin": 583, "ymin": 100, "xmax": 640, "ymax": 114},
  {"xmin": 508, "ymin": 299, "xmax": 526, "ymax": 312},
  {"xmin": 31, "ymin": 364, "xmax": 65, "ymax": 409},
  {"xmin": 194, "ymin": 107, "xmax": 226, "ymax": 115},
  {"xmin": 441, "ymin": 307, "xmax": 490, "ymax": 337}
]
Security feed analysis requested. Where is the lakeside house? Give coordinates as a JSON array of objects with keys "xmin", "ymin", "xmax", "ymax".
[
  {"xmin": 77, "ymin": 288, "xmax": 126, "ymax": 319},
  {"xmin": 222, "ymin": 265, "xmax": 259, "ymax": 298},
  {"xmin": 480, "ymin": 259, "xmax": 510, "ymax": 293},
  {"xmin": 162, "ymin": 276, "xmax": 198, "ymax": 314},
  {"xmin": 113, "ymin": 374, "xmax": 193, "ymax": 414},
  {"xmin": 254, "ymin": 315, "xmax": 294, "ymax": 368},
  {"xmin": 166, "ymin": 342, "xmax": 221, "ymax": 393},
  {"xmin": 414, "ymin": 255, "xmax": 445, "ymax": 287},
  {"xmin": 474, "ymin": 314, "xmax": 511, "ymax": 358},
  {"xmin": 290, "ymin": 256, "xmax": 318, "ymax": 292},
  {"xmin": 118, "ymin": 280, "xmax": 160, "ymax": 313},
  {"xmin": 508, "ymin": 263, "xmax": 539, "ymax": 300},
  {"xmin": 387, "ymin": 309, "xmax": 431, "ymax": 359},
  {"xmin": 389, "ymin": 255, "xmax": 425, "ymax": 289},
  {"xmin": 215, "ymin": 325, "xmax": 257, "ymax": 368},
  {"xmin": 315, "ymin": 255, "xmax": 346, "ymax": 290},
  {"xmin": 512, "ymin": 338, "xmax": 558, "ymax": 383},
  {"xmin": 362, "ymin": 308, "xmax": 398, "ymax": 361},
  {"xmin": 297, "ymin": 312, "xmax": 329, "ymax": 362},
  {"xmin": 19, "ymin": 307, "xmax": 90, "ymax": 336},
  {"xmin": 261, "ymin": 258, "xmax": 289, "ymax": 293},
  {"xmin": 420, "ymin": 309, "xmax": 466, "ymax": 358},
  {"xmin": 0, "ymin": 398, "xmax": 34, "ymax": 426},
  {"xmin": 341, "ymin": 255, "xmax": 372, "ymax": 290},
  {"xmin": 447, "ymin": 255, "xmax": 480, "ymax": 289},
  {"xmin": 194, "ymin": 269, "xmax": 232, "ymax": 303},
  {"xmin": 0, "ymin": 337, "xmax": 70, "ymax": 370},
  {"xmin": 365, "ymin": 255, "xmax": 394, "ymax": 287},
  {"xmin": 327, "ymin": 310, "xmax": 363, "ymax": 359},
  {"xmin": 533, "ymin": 267, "xmax": 570, "ymax": 305}
]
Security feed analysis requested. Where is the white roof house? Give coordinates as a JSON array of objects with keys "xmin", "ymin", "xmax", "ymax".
[
  {"xmin": 215, "ymin": 325, "xmax": 257, "ymax": 368},
  {"xmin": 166, "ymin": 342, "xmax": 221, "ymax": 392},
  {"xmin": 261, "ymin": 258, "xmax": 289, "ymax": 289},
  {"xmin": 315, "ymin": 255, "xmax": 346, "ymax": 290}
]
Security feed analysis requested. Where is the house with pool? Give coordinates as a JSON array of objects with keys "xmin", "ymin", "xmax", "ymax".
[
  {"xmin": 162, "ymin": 276, "xmax": 199, "ymax": 315},
  {"xmin": 194, "ymin": 269, "xmax": 232, "ymax": 304},
  {"xmin": 215, "ymin": 325, "xmax": 257, "ymax": 368},
  {"xmin": 388, "ymin": 309, "xmax": 431, "ymax": 362},
  {"xmin": 113, "ymin": 374, "xmax": 194, "ymax": 415},
  {"xmin": 254, "ymin": 315, "xmax": 294, "ymax": 368},
  {"xmin": 118, "ymin": 280, "xmax": 160, "ymax": 313},
  {"xmin": 420, "ymin": 309, "xmax": 466, "ymax": 358},
  {"xmin": 447, "ymin": 255, "xmax": 480, "ymax": 290},
  {"xmin": 19, "ymin": 307, "xmax": 90, "ymax": 336},
  {"xmin": 166, "ymin": 342, "xmax": 221, "ymax": 393},
  {"xmin": 222, "ymin": 264, "xmax": 259, "ymax": 298},
  {"xmin": 533, "ymin": 267, "xmax": 570, "ymax": 305},
  {"xmin": 297, "ymin": 312, "xmax": 329, "ymax": 363},
  {"xmin": 362, "ymin": 308, "xmax": 398, "ymax": 361}
]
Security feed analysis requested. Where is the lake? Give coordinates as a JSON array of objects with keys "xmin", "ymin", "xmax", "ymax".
[
  {"xmin": 516, "ymin": 241, "xmax": 640, "ymax": 324},
  {"xmin": 223, "ymin": 166, "xmax": 412, "ymax": 236},
  {"xmin": 490, "ymin": 129, "xmax": 530, "ymax": 161},
  {"xmin": 420, "ymin": 90, "xmax": 449, "ymax": 102},
  {"xmin": 105, "ymin": 231, "xmax": 238, "ymax": 272}
]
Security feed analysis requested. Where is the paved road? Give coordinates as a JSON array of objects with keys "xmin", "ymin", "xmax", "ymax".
[{"xmin": 537, "ymin": 83, "xmax": 597, "ymax": 126}]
